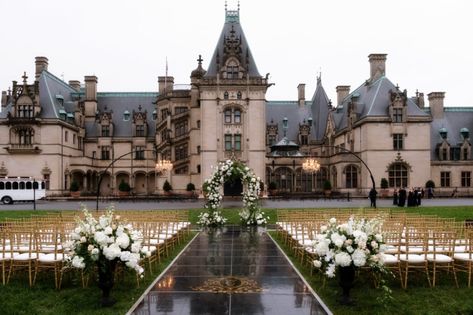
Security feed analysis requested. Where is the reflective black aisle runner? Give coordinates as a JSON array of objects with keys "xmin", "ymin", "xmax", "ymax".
[{"xmin": 130, "ymin": 226, "xmax": 330, "ymax": 315}]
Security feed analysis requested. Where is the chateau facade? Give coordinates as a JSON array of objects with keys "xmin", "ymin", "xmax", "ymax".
[{"xmin": 1, "ymin": 9, "xmax": 472, "ymax": 197}]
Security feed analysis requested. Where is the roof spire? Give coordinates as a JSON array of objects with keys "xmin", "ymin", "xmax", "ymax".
[
  {"xmin": 225, "ymin": 1, "xmax": 240, "ymax": 22},
  {"xmin": 22, "ymin": 72, "xmax": 28, "ymax": 85}
]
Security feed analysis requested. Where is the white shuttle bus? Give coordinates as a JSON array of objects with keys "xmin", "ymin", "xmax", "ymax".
[{"xmin": 0, "ymin": 177, "xmax": 46, "ymax": 205}]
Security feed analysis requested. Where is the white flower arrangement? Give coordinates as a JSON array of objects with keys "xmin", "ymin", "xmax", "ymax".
[
  {"xmin": 64, "ymin": 205, "xmax": 146, "ymax": 277},
  {"xmin": 201, "ymin": 160, "xmax": 265, "ymax": 226},
  {"xmin": 312, "ymin": 216, "xmax": 386, "ymax": 278}
]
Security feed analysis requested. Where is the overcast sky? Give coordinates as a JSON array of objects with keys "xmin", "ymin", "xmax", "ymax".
[{"xmin": 1, "ymin": 0, "xmax": 472, "ymax": 107}]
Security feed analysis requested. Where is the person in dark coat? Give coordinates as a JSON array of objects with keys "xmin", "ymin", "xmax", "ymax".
[
  {"xmin": 398, "ymin": 188, "xmax": 406, "ymax": 207},
  {"xmin": 393, "ymin": 189, "xmax": 398, "ymax": 205},
  {"xmin": 369, "ymin": 188, "xmax": 378, "ymax": 208},
  {"xmin": 416, "ymin": 188, "xmax": 422, "ymax": 206},
  {"xmin": 407, "ymin": 189, "xmax": 415, "ymax": 207}
]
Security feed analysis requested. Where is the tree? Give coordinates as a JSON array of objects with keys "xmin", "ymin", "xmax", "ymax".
[
  {"xmin": 118, "ymin": 180, "xmax": 131, "ymax": 192},
  {"xmin": 163, "ymin": 180, "xmax": 173, "ymax": 192},
  {"xmin": 69, "ymin": 181, "xmax": 80, "ymax": 192},
  {"xmin": 380, "ymin": 178, "xmax": 389, "ymax": 189},
  {"xmin": 323, "ymin": 180, "xmax": 332, "ymax": 191}
]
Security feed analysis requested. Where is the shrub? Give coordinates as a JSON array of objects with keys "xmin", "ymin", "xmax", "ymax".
[
  {"xmin": 69, "ymin": 181, "xmax": 80, "ymax": 192},
  {"xmin": 323, "ymin": 180, "xmax": 332, "ymax": 191},
  {"xmin": 425, "ymin": 180, "xmax": 436, "ymax": 189},
  {"xmin": 163, "ymin": 180, "xmax": 173, "ymax": 192},
  {"xmin": 268, "ymin": 181, "xmax": 277, "ymax": 190},
  {"xmin": 186, "ymin": 183, "xmax": 196, "ymax": 191},
  {"xmin": 380, "ymin": 178, "xmax": 389, "ymax": 189},
  {"xmin": 118, "ymin": 180, "xmax": 131, "ymax": 192},
  {"xmin": 202, "ymin": 181, "xmax": 210, "ymax": 193}
]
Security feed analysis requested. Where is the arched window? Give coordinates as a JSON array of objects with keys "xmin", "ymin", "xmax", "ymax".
[
  {"xmin": 388, "ymin": 163, "xmax": 408, "ymax": 188},
  {"xmin": 224, "ymin": 91, "xmax": 229, "ymax": 100},
  {"xmin": 26, "ymin": 181, "xmax": 32, "ymax": 189},
  {"xmin": 0, "ymin": 182, "xmax": 4, "ymax": 190},
  {"xmin": 274, "ymin": 167, "xmax": 293, "ymax": 192},
  {"xmin": 19, "ymin": 182, "xmax": 25, "ymax": 189},
  {"xmin": 345, "ymin": 165, "xmax": 358, "ymax": 188},
  {"xmin": 6, "ymin": 182, "xmax": 11, "ymax": 189},
  {"xmin": 234, "ymin": 109, "xmax": 241, "ymax": 123},
  {"xmin": 12, "ymin": 182, "xmax": 18, "ymax": 190}
]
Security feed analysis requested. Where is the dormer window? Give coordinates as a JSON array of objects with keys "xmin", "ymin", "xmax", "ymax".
[
  {"xmin": 226, "ymin": 60, "xmax": 239, "ymax": 79},
  {"xmin": 439, "ymin": 128, "xmax": 447, "ymax": 139},
  {"xmin": 224, "ymin": 91, "xmax": 229, "ymax": 100},
  {"xmin": 123, "ymin": 110, "xmax": 130, "ymax": 121},
  {"xmin": 101, "ymin": 125, "xmax": 110, "ymax": 137},
  {"xmin": 461, "ymin": 128, "xmax": 470, "ymax": 139},
  {"xmin": 59, "ymin": 109, "xmax": 67, "ymax": 120},
  {"xmin": 237, "ymin": 91, "xmax": 242, "ymax": 99},
  {"xmin": 152, "ymin": 110, "xmax": 157, "ymax": 120},
  {"xmin": 135, "ymin": 124, "xmax": 145, "ymax": 137},
  {"xmin": 393, "ymin": 108, "xmax": 403, "ymax": 123}
]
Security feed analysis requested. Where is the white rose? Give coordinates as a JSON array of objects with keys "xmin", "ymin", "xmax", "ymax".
[
  {"xmin": 334, "ymin": 252, "xmax": 352, "ymax": 267},
  {"xmin": 71, "ymin": 256, "xmax": 85, "ymax": 269},
  {"xmin": 313, "ymin": 260, "xmax": 322, "ymax": 268},
  {"xmin": 329, "ymin": 218, "xmax": 337, "ymax": 225}
]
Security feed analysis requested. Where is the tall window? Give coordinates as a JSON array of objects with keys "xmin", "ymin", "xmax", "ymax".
[
  {"xmin": 18, "ymin": 128, "xmax": 33, "ymax": 145},
  {"xmin": 135, "ymin": 125, "xmax": 145, "ymax": 137},
  {"xmin": 225, "ymin": 134, "xmax": 232, "ymax": 151},
  {"xmin": 393, "ymin": 134, "xmax": 403, "ymax": 150},
  {"xmin": 463, "ymin": 148, "xmax": 469, "ymax": 160},
  {"xmin": 461, "ymin": 171, "xmax": 471, "ymax": 187},
  {"xmin": 101, "ymin": 125, "xmax": 110, "ymax": 137},
  {"xmin": 274, "ymin": 167, "xmax": 293, "ymax": 192},
  {"xmin": 300, "ymin": 135, "xmax": 308, "ymax": 145},
  {"xmin": 388, "ymin": 163, "xmax": 408, "ymax": 187},
  {"xmin": 267, "ymin": 135, "xmax": 277, "ymax": 146},
  {"xmin": 175, "ymin": 144, "xmax": 188, "ymax": 160},
  {"xmin": 296, "ymin": 168, "xmax": 313, "ymax": 192},
  {"xmin": 345, "ymin": 165, "xmax": 358, "ymax": 188},
  {"xmin": 134, "ymin": 146, "xmax": 145, "ymax": 160},
  {"xmin": 442, "ymin": 148, "xmax": 448, "ymax": 160},
  {"xmin": 234, "ymin": 110, "xmax": 241, "ymax": 123},
  {"xmin": 73, "ymin": 134, "xmax": 76, "ymax": 145},
  {"xmin": 175, "ymin": 121, "xmax": 188, "ymax": 137},
  {"xmin": 101, "ymin": 146, "xmax": 110, "ymax": 160},
  {"xmin": 393, "ymin": 108, "xmax": 403, "ymax": 123},
  {"xmin": 65, "ymin": 131, "xmax": 69, "ymax": 142},
  {"xmin": 234, "ymin": 134, "xmax": 241, "ymax": 151},
  {"xmin": 440, "ymin": 171, "xmax": 451, "ymax": 187},
  {"xmin": 224, "ymin": 109, "xmax": 232, "ymax": 123},
  {"xmin": 315, "ymin": 167, "xmax": 329, "ymax": 189}
]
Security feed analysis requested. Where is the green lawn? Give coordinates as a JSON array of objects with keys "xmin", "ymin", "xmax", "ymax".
[{"xmin": 1, "ymin": 206, "xmax": 472, "ymax": 314}]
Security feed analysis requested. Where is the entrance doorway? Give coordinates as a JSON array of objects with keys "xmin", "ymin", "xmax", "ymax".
[{"xmin": 224, "ymin": 178, "xmax": 243, "ymax": 196}]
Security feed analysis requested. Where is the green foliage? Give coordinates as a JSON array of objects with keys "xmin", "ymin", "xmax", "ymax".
[
  {"xmin": 69, "ymin": 181, "xmax": 80, "ymax": 192},
  {"xmin": 425, "ymin": 180, "xmax": 436, "ymax": 188},
  {"xmin": 323, "ymin": 180, "xmax": 332, "ymax": 190},
  {"xmin": 163, "ymin": 180, "xmax": 172, "ymax": 192},
  {"xmin": 268, "ymin": 181, "xmax": 277, "ymax": 190},
  {"xmin": 202, "ymin": 181, "xmax": 209, "ymax": 193},
  {"xmin": 380, "ymin": 178, "xmax": 389, "ymax": 189},
  {"xmin": 118, "ymin": 180, "xmax": 131, "ymax": 192},
  {"xmin": 186, "ymin": 183, "xmax": 196, "ymax": 191}
]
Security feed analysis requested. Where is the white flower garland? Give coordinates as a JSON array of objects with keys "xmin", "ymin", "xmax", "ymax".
[{"xmin": 198, "ymin": 160, "xmax": 267, "ymax": 226}]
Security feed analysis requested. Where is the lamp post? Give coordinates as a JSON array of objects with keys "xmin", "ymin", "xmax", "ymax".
[{"xmin": 95, "ymin": 149, "xmax": 172, "ymax": 211}]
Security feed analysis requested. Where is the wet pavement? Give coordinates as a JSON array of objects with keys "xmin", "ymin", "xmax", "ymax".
[{"xmin": 128, "ymin": 226, "xmax": 331, "ymax": 315}]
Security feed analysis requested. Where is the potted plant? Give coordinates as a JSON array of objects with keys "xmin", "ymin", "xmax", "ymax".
[
  {"xmin": 268, "ymin": 181, "xmax": 277, "ymax": 196},
  {"xmin": 323, "ymin": 180, "xmax": 332, "ymax": 197},
  {"xmin": 186, "ymin": 182, "xmax": 196, "ymax": 197},
  {"xmin": 380, "ymin": 178, "xmax": 389, "ymax": 197},
  {"xmin": 118, "ymin": 180, "xmax": 131, "ymax": 197},
  {"xmin": 163, "ymin": 180, "xmax": 173, "ymax": 195},
  {"xmin": 70, "ymin": 180, "xmax": 80, "ymax": 198}
]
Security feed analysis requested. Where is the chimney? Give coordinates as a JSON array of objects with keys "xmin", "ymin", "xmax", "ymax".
[
  {"xmin": 84, "ymin": 76, "xmax": 98, "ymax": 101},
  {"xmin": 68, "ymin": 80, "xmax": 81, "ymax": 92},
  {"xmin": 336, "ymin": 85, "xmax": 350, "ymax": 106},
  {"xmin": 1, "ymin": 91, "xmax": 6, "ymax": 109},
  {"xmin": 158, "ymin": 76, "xmax": 174, "ymax": 95},
  {"xmin": 297, "ymin": 83, "xmax": 305, "ymax": 107},
  {"xmin": 415, "ymin": 91, "xmax": 425, "ymax": 109},
  {"xmin": 428, "ymin": 92, "xmax": 445, "ymax": 119},
  {"xmin": 35, "ymin": 56, "xmax": 49, "ymax": 81},
  {"xmin": 368, "ymin": 53, "xmax": 387, "ymax": 82}
]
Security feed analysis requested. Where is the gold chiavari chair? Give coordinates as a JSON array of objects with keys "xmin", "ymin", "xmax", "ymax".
[
  {"xmin": 34, "ymin": 226, "xmax": 65, "ymax": 289},
  {"xmin": 7, "ymin": 222, "xmax": 37, "ymax": 287},
  {"xmin": 426, "ymin": 229, "xmax": 458, "ymax": 287},
  {"xmin": 399, "ymin": 226, "xmax": 431, "ymax": 289},
  {"xmin": 454, "ymin": 230, "xmax": 473, "ymax": 287}
]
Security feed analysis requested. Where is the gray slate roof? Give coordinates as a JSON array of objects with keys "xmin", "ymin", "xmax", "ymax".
[
  {"xmin": 333, "ymin": 76, "xmax": 429, "ymax": 131},
  {"xmin": 266, "ymin": 79, "xmax": 331, "ymax": 143},
  {"xmin": 205, "ymin": 12, "xmax": 260, "ymax": 77},
  {"xmin": 429, "ymin": 108, "xmax": 473, "ymax": 159}
]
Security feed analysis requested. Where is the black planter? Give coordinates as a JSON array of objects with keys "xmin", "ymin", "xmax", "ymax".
[
  {"xmin": 338, "ymin": 265, "xmax": 356, "ymax": 305},
  {"xmin": 97, "ymin": 260, "xmax": 117, "ymax": 307}
]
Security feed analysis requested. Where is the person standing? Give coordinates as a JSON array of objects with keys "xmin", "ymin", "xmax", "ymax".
[
  {"xmin": 398, "ymin": 187, "xmax": 406, "ymax": 207},
  {"xmin": 393, "ymin": 189, "xmax": 398, "ymax": 205},
  {"xmin": 369, "ymin": 188, "xmax": 378, "ymax": 208}
]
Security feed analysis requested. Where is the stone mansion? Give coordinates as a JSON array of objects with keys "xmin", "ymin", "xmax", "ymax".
[{"xmin": 1, "ymin": 8, "xmax": 472, "ymax": 197}]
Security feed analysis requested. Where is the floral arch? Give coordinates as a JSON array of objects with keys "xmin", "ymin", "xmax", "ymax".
[{"xmin": 198, "ymin": 160, "xmax": 267, "ymax": 226}]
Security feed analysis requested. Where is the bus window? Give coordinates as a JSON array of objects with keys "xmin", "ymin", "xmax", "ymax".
[
  {"xmin": 33, "ymin": 181, "xmax": 39, "ymax": 189},
  {"xmin": 20, "ymin": 181, "xmax": 25, "ymax": 189},
  {"xmin": 12, "ymin": 182, "xmax": 18, "ymax": 190},
  {"xmin": 6, "ymin": 182, "xmax": 11, "ymax": 189},
  {"xmin": 0, "ymin": 182, "xmax": 4, "ymax": 190},
  {"xmin": 41, "ymin": 182, "xmax": 45, "ymax": 189},
  {"xmin": 26, "ymin": 181, "xmax": 32, "ymax": 189}
]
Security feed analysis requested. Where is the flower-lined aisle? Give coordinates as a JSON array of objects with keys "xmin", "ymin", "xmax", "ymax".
[{"xmin": 198, "ymin": 159, "xmax": 268, "ymax": 226}]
